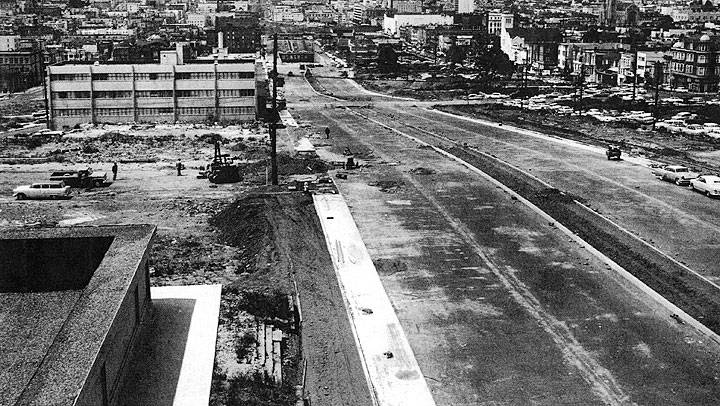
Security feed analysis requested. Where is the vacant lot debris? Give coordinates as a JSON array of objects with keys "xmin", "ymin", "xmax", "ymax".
[
  {"xmin": 409, "ymin": 167, "xmax": 436, "ymax": 175},
  {"xmin": 368, "ymin": 179, "xmax": 404, "ymax": 193}
]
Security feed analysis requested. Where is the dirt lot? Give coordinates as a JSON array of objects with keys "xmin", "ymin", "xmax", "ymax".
[{"xmin": 0, "ymin": 123, "xmax": 369, "ymax": 405}]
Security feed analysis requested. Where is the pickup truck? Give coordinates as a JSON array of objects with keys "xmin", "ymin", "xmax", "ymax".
[
  {"xmin": 49, "ymin": 168, "xmax": 109, "ymax": 188},
  {"xmin": 651, "ymin": 165, "xmax": 699, "ymax": 185}
]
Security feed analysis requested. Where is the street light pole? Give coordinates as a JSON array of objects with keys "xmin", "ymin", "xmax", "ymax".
[{"xmin": 269, "ymin": 33, "xmax": 279, "ymax": 185}]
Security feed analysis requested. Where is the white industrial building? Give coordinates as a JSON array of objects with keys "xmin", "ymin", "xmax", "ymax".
[{"xmin": 47, "ymin": 48, "xmax": 259, "ymax": 129}]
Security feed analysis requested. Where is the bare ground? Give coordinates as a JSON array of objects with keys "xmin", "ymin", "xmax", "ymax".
[{"xmin": 0, "ymin": 124, "xmax": 370, "ymax": 405}]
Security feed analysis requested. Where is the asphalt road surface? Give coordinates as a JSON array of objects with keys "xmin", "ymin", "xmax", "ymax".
[{"xmin": 283, "ymin": 63, "xmax": 720, "ymax": 405}]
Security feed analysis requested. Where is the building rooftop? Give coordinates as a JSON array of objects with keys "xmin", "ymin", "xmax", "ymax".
[{"xmin": 0, "ymin": 225, "xmax": 155, "ymax": 406}]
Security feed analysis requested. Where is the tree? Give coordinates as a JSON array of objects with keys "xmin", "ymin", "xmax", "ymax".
[
  {"xmin": 446, "ymin": 42, "xmax": 467, "ymax": 67},
  {"xmin": 377, "ymin": 44, "xmax": 398, "ymax": 73},
  {"xmin": 469, "ymin": 34, "xmax": 514, "ymax": 79},
  {"xmin": 657, "ymin": 15, "xmax": 675, "ymax": 30}
]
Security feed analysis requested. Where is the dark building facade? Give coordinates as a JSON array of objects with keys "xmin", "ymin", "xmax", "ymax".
[
  {"xmin": 210, "ymin": 14, "xmax": 261, "ymax": 53},
  {"xmin": 0, "ymin": 39, "xmax": 43, "ymax": 93},
  {"xmin": 670, "ymin": 34, "xmax": 720, "ymax": 93}
]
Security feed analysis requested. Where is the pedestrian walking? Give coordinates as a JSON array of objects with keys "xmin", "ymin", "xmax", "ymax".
[
  {"xmin": 176, "ymin": 160, "xmax": 184, "ymax": 176},
  {"xmin": 111, "ymin": 162, "xmax": 118, "ymax": 181}
]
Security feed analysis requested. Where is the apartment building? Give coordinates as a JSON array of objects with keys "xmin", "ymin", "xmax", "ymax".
[
  {"xmin": 47, "ymin": 50, "xmax": 258, "ymax": 129},
  {"xmin": 669, "ymin": 34, "xmax": 720, "ymax": 92},
  {"xmin": 0, "ymin": 37, "xmax": 43, "ymax": 93}
]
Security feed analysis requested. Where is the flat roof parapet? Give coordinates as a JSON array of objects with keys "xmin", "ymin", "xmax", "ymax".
[{"xmin": 0, "ymin": 225, "xmax": 156, "ymax": 406}]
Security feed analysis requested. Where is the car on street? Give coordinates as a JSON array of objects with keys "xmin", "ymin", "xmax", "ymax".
[
  {"xmin": 488, "ymin": 92, "xmax": 509, "ymax": 99},
  {"xmin": 467, "ymin": 93, "xmax": 486, "ymax": 100},
  {"xmin": 651, "ymin": 165, "xmax": 700, "ymax": 185},
  {"xmin": 13, "ymin": 181, "xmax": 71, "ymax": 200},
  {"xmin": 690, "ymin": 175, "xmax": 720, "ymax": 197}
]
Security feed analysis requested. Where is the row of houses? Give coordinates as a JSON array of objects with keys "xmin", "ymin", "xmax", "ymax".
[{"xmin": 499, "ymin": 27, "xmax": 720, "ymax": 91}]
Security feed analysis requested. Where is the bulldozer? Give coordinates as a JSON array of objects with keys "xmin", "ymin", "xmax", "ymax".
[{"xmin": 205, "ymin": 141, "xmax": 242, "ymax": 184}]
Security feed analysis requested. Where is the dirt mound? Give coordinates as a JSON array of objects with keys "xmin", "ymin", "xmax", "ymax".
[
  {"xmin": 210, "ymin": 197, "xmax": 273, "ymax": 274},
  {"xmin": 197, "ymin": 132, "xmax": 224, "ymax": 144},
  {"xmin": 278, "ymin": 153, "xmax": 328, "ymax": 175}
]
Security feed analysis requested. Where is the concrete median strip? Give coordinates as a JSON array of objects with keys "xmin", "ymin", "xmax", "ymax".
[{"xmin": 313, "ymin": 194, "xmax": 436, "ymax": 406}]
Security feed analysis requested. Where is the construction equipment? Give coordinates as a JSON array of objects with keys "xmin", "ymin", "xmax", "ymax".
[{"xmin": 206, "ymin": 141, "xmax": 242, "ymax": 184}]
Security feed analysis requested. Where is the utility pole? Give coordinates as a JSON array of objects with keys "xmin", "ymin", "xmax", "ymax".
[
  {"xmin": 652, "ymin": 61, "xmax": 663, "ymax": 131},
  {"xmin": 632, "ymin": 48, "xmax": 638, "ymax": 102},
  {"xmin": 576, "ymin": 57, "xmax": 585, "ymax": 115},
  {"xmin": 269, "ymin": 33, "xmax": 279, "ymax": 185}
]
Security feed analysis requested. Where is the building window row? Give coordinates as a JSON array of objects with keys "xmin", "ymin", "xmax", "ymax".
[
  {"xmin": 51, "ymin": 72, "xmax": 254, "ymax": 82},
  {"xmin": 176, "ymin": 90, "xmax": 214, "ymax": 97},
  {"xmin": 55, "ymin": 108, "xmax": 90, "ymax": 117},
  {"xmin": 175, "ymin": 72, "xmax": 215, "ymax": 80},
  {"xmin": 3, "ymin": 57, "xmax": 31, "ymax": 64},
  {"xmin": 134, "ymin": 73, "xmax": 174, "ymax": 80},
  {"xmin": 94, "ymin": 90, "xmax": 132, "ymax": 98},
  {"xmin": 178, "ymin": 107, "xmax": 214, "ymax": 115},
  {"xmin": 138, "ymin": 107, "xmax": 173, "ymax": 115},
  {"xmin": 217, "ymin": 72, "xmax": 255, "ymax": 79},
  {"xmin": 221, "ymin": 106, "xmax": 254, "ymax": 115},
  {"xmin": 218, "ymin": 89, "xmax": 255, "ymax": 97},
  {"xmin": 97, "ymin": 108, "xmax": 133, "ymax": 116},
  {"xmin": 51, "ymin": 73, "xmax": 90, "ymax": 81},
  {"xmin": 136, "ymin": 90, "xmax": 173, "ymax": 97},
  {"xmin": 93, "ymin": 73, "xmax": 133, "ymax": 81},
  {"xmin": 52, "ymin": 91, "xmax": 91, "ymax": 99}
]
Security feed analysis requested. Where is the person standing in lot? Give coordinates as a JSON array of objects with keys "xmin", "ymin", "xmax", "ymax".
[
  {"xmin": 111, "ymin": 162, "xmax": 118, "ymax": 181},
  {"xmin": 176, "ymin": 160, "xmax": 184, "ymax": 176}
]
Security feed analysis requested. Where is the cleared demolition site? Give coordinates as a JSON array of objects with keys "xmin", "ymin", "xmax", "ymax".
[{"xmin": 0, "ymin": 100, "xmax": 371, "ymax": 405}]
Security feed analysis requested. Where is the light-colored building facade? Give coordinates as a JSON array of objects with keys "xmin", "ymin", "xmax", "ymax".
[
  {"xmin": 455, "ymin": 0, "xmax": 475, "ymax": 13},
  {"xmin": 383, "ymin": 13, "xmax": 454, "ymax": 36},
  {"xmin": 487, "ymin": 11, "xmax": 513, "ymax": 35},
  {"xmin": 47, "ymin": 53, "xmax": 258, "ymax": 129}
]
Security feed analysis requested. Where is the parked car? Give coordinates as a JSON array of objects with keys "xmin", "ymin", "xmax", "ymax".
[
  {"xmin": 656, "ymin": 119, "xmax": 686, "ymax": 132},
  {"xmin": 681, "ymin": 124, "xmax": 706, "ymax": 136},
  {"xmin": 651, "ymin": 165, "xmax": 700, "ymax": 185},
  {"xmin": 13, "ymin": 181, "xmax": 71, "ymax": 200},
  {"xmin": 488, "ymin": 92, "xmax": 509, "ymax": 99},
  {"xmin": 606, "ymin": 145, "xmax": 622, "ymax": 160},
  {"xmin": 49, "ymin": 168, "xmax": 109, "ymax": 188},
  {"xmin": 690, "ymin": 175, "xmax": 720, "ymax": 197}
]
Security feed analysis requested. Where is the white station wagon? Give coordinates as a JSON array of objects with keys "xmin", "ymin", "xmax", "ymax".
[{"xmin": 13, "ymin": 181, "xmax": 72, "ymax": 200}]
